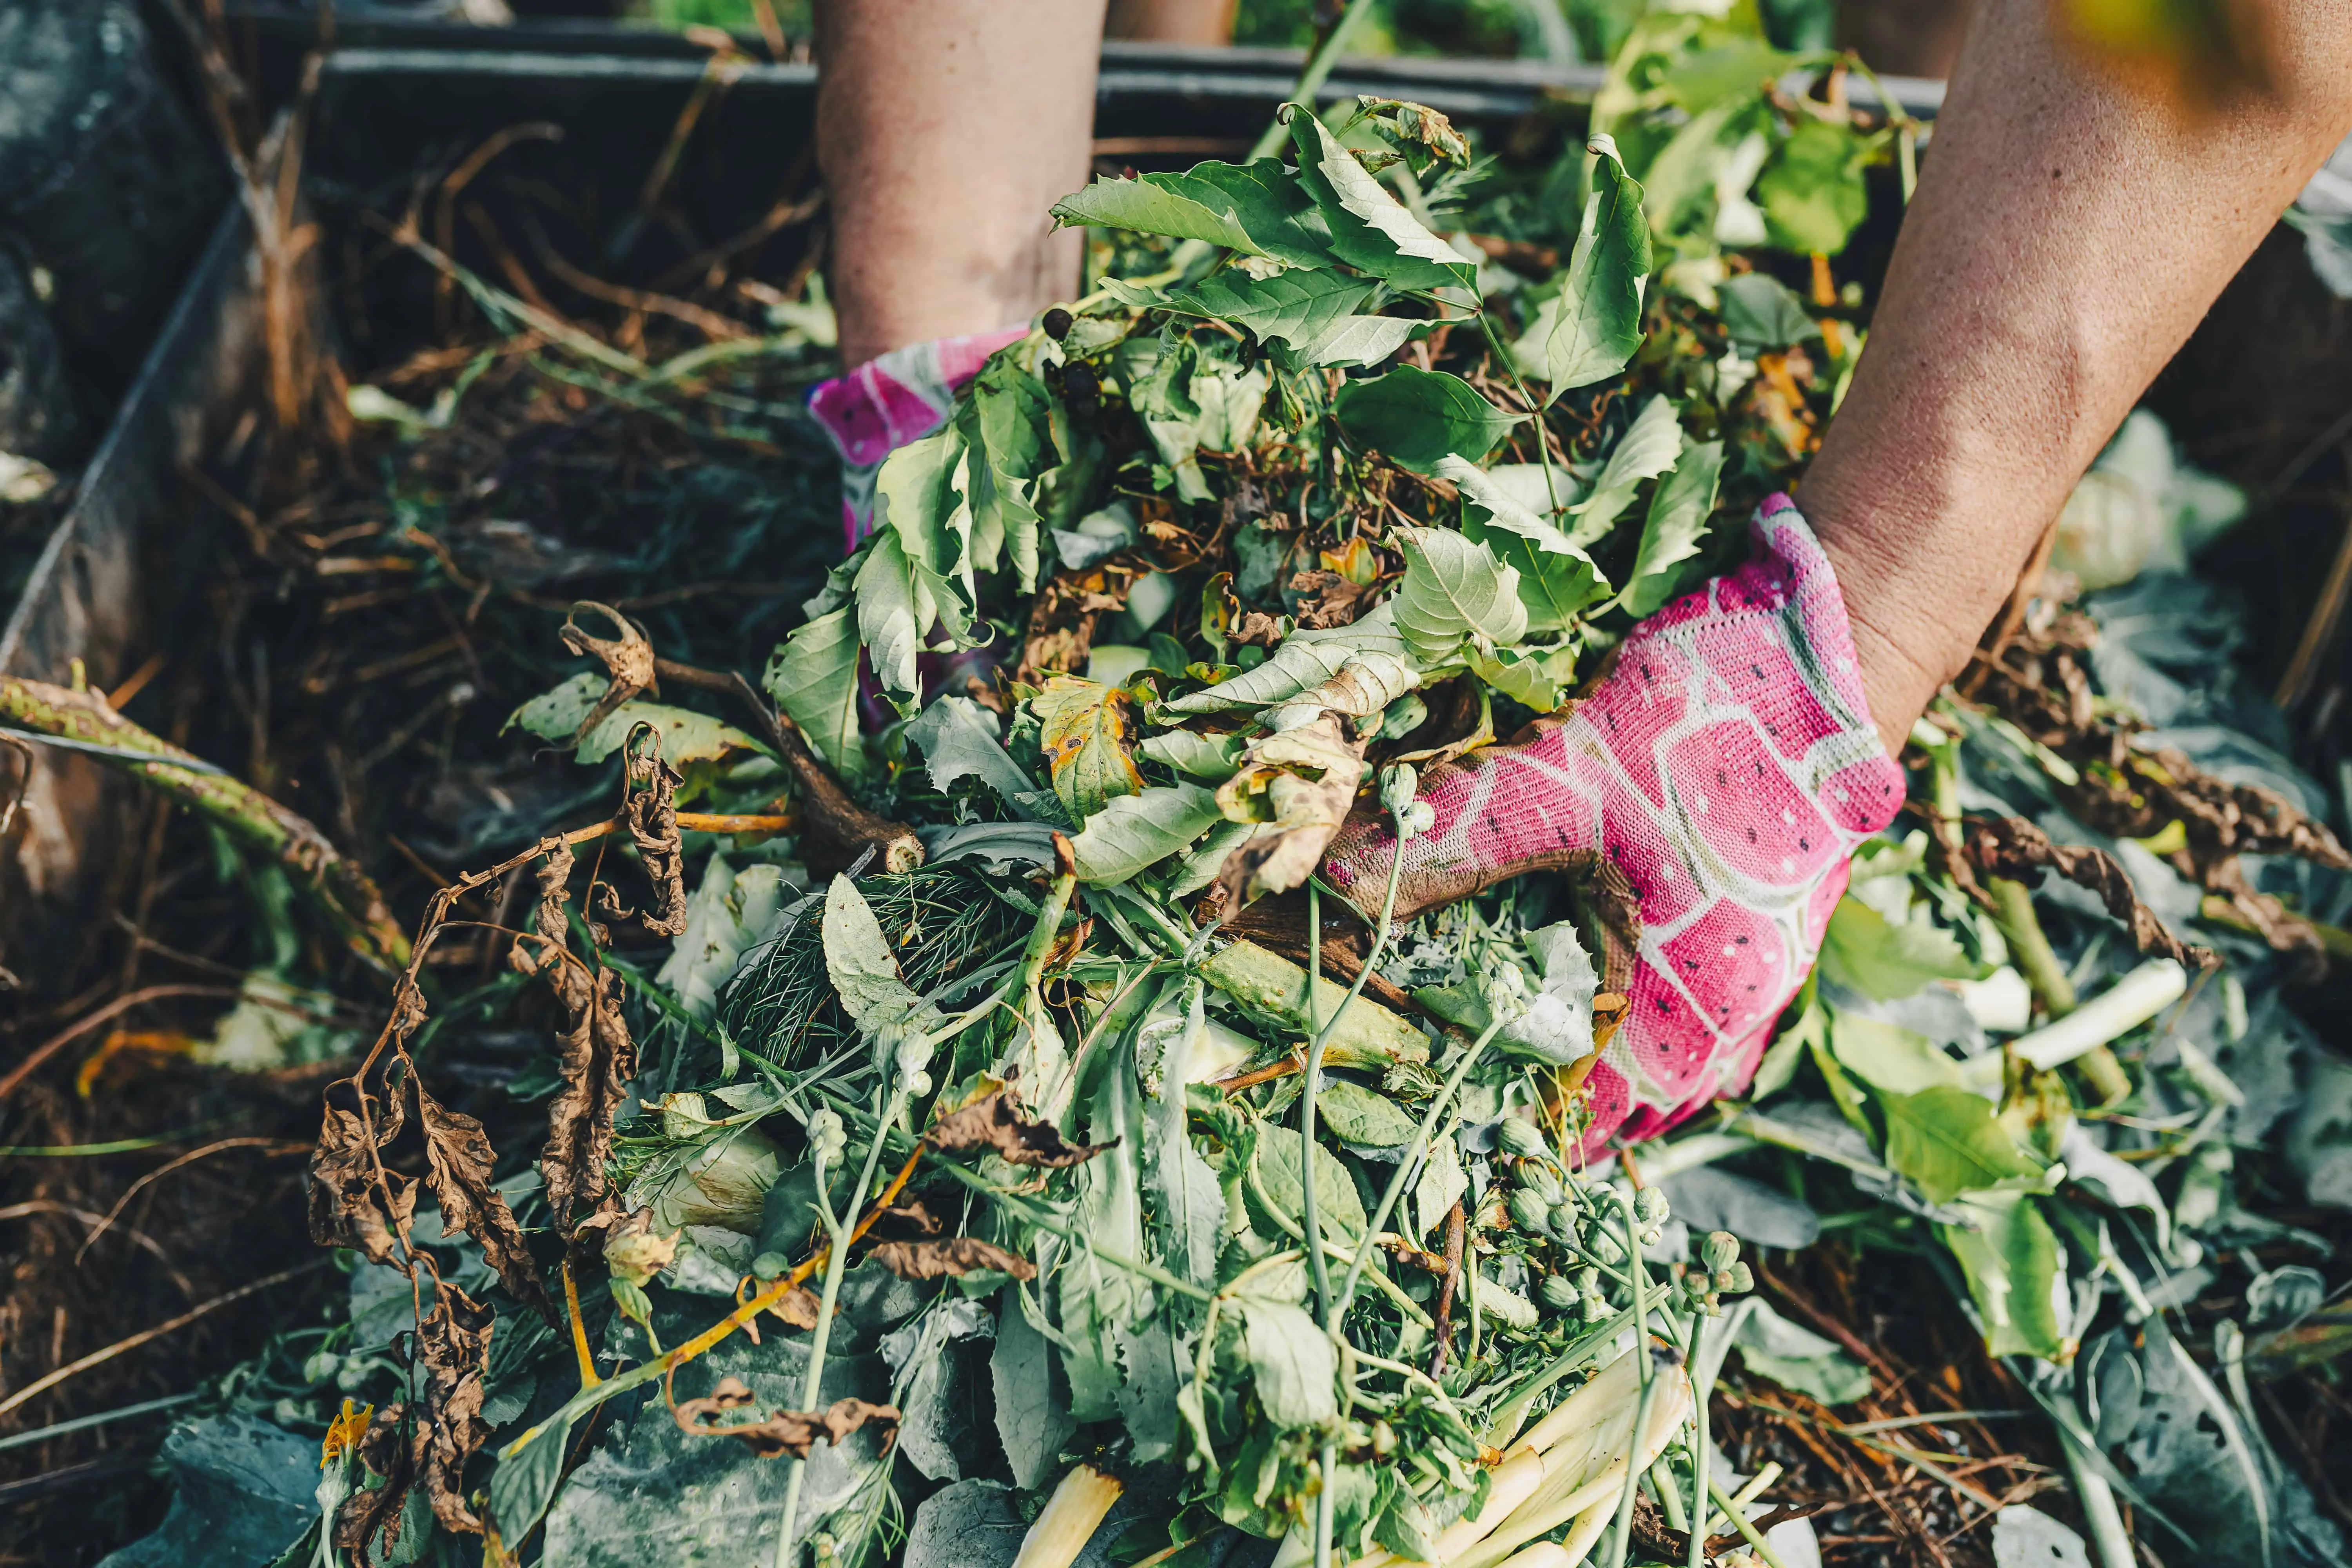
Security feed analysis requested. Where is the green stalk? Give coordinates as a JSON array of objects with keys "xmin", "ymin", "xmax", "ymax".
[
  {"xmin": 1303, "ymin": 880, "xmax": 1334, "ymax": 1324},
  {"xmin": 1600, "ymin": 1196, "xmax": 1653, "ymax": 1568},
  {"xmin": 1686, "ymin": 1315, "xmax": 1712, "ymax": 1568},
  {"xmin": 1705, "ymin": 1475, "xmax": 1793, "ymax": 1568},
  {"xmin": 773, "ymin": 1087, "xmax": 905, "ymax": 1568},
  {"xmin": 1475, "ymin": 310, "xmax": 1561, "ymax": 515},
  {"xmin": 1245, "ymin": 0, "xmax": 1382, "ymax": 161}
]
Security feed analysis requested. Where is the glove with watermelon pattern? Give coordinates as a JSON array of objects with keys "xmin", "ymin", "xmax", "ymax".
[
  {"xmin": 1321, "ymin": 496, "xmax": 1907, "ymax": 1155},
  {"xmin": 808, "ymin": 327, "xmax": 1027, "ymax": 550}
]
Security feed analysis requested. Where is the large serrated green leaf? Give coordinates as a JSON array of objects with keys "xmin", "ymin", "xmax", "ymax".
[
  {"xmin": 763, "ymin": 607, "xmax": 869, "ymax": 782},
  {"xmin": 1334, "ymin": 367, "xmax": 1524, "ymax": 474},
  {"xmin": 1161, "ymin": 269, "xmax": 1376, "ymax": 347},
  {"xmin": 1881, "ymin": 1085, "xmax": 2045, "ymax": 1204},
  {"xmin": 1391, "ymin": 526, "xmax": 1527, "ymax": 664},
  {"xmin": 1068, "ymin": 783, "xmax": 1226, "ymax": 883},
  {"xmin": 1566, "ymin": 394, "xmax": 1683, "ymax": 543},
  {"xmin": 955, "ymin": 358, "xmax": 1052, "ymax": 592},
  {"xmin": 1543, "ymin": 134, "xmax": 1651, "ymax": 397},
  {"xmin": 1288, "ymin": 114, "xmax": 1477, "ymax": 296},
  {"xmin": 1619, "ymin": 436, "xmax": 1724, "ymax": 617}
]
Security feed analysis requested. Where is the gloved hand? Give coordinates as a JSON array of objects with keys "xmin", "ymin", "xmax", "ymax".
[
  {"xmin": 808, "ymin": 327, "xmax": 1027, "ymax": 549},
  {"xmin": 1322, "ymin": 497, "xmax": 1906, "ymax": 1154}
]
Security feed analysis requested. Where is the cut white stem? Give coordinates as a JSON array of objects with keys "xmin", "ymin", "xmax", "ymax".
[
  {"xmin": 1492, "ymin": 1542, "xmax": 1580, "ymax": 1568},
  {"xmin": 1508, "ymin": 1343, "xmax": 1642, "ymax": 1459},
  {"xmin": 1959, "ymin": 958, "xmax": 2185, "ymax": 1091},
  {"xmin": 1553, "ymin": 1498, "xmax": 1617, "ymax": 1568},
  {"xmin": 1452, "ymin": 1368, "xmax": 1692, "ymax": 1568},
  {"xmin": 1011, "ymin": 1464, "xmax": 1125, "ymax": 1568}
]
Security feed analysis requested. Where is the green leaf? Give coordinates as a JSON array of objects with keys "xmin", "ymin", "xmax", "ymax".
[
  {"xmin": 1121, "ymin": 336, "xmax": 1268, "ymax": 503},
  {"xmin": 1032, "ymin": 676, "xmax": 1146, "ymax": 822},
  {"xmin": 541, "ymin": 1302, "xmax": 895, "ymax": 1567},
  {"xmin": 1163, "ymin": 604, "xmax": 1416, "ymax": 715},
  {"xmin": 1818, "ymin": 896, "xmax": 1985, "ymax": 1000},
  {"xmin": 1391, "ymin": 526, "xmax": 1528, "ymax": 665},
  {"xmin": 1160, "ymin": 269, "xmax": 1377, "ymax": 349},
  {"xmin": 989, "ymin": 1298, "xmax": 1074, "ymax": 1492},
  {"xmin": 1241, "ymin": 1299, "xmax": 1339, "ymax": 1427},
  {"xmin": 1296, "ymin": 313, "xmax": 1425, "ymax": 368},
  {"xmin": 1828, "ymin": 1012, "xmax": 1962, "ymax": 1096},
  {"xmin": 1139, "ymin": 728, "xmax": 1245, "ymax": 780},
  {"xmin": 656, "ymin": 855, "xmax": 792, "ymax": 1022},
  {"xmin": 1619, "ymin": 437, "xmax": 1724, "ymax": 617},
  {"xmin": 505, "ymin": 673, "xmax": 768, "ymax": 768},
  {"xmin": 1938, "ymin": 1192, "xmax": 2071, "ymax": 1359},
  {"xmin": 1068, "ymin": 783, "xmax": 1227, "ymax": 883},
  {"xmin": 1466, "ymin": 642, "xmax": 1580, "ymax": 711},
  {"xmin": 1256, "ymin": 1127, "xmax": 1368, "ymax": 1242},
  {"xmin": 1543, "ymin": 133, "xmax": 1651, "ymax": 397},
  {"xmin": 1049, "ymin": 160, "xmax": 1332, "ymax": 267},
  {"xmin": 1757, "ymin": 117, "xmax": 1874, "ymax": 257},
  {"xmin": 1289, "ymin": 113, "xmax": 1477, "ymax": 296},
  {"xmin": 1566, "ymin": 395, "xmax": 1683, "ymax": 543},
  {"xmin": 92, "ymin": 1414, "xmax": 317, "ymax": 1568},
  {"xmin": 1881, "ymin": 1085, "xmax": 2045, "ymax": 1204},
  {"xmin": 1334, "ymin": 367, "xmax": 1524, "ymax": 474},
  {"xmin": 1717, "ymin": 271, "xmax": 1821, "ymax": 353},
  {"xmin": 763, "ymin": 607, "xmax": 869, "ymax": 782},
  {"xmin": 1439, "ymin": 454, "xmax": 1611, "ymax": 633},
  {"xmin": 877, "ymin": 430, "xmax": 977, "ymax": 647},
  {"xmin": 492, "ymin": 1411, "xmax": 576, "ymax": 1546},
  {"xmin": 822, "ymin": 875, "xmax": 930, "ymax": 1036},
  {"xmin": 1732, "ymin": 1298, "xmax": 1873, "ymax": 1405},
  {"xmin": 1317, "ymin": 1079, "xmax": 1419, "ymax": 1148},
  {"xmin": 905, "ymin": 695, "xmax": 1036, "ymax": 807},
  {"xmin": 955, "ymin": 358, "xmax": 1052, "ymax": 592},
  {"xmin": 854, "ymin": 532, "xmax": 929, "ymax": 703}
]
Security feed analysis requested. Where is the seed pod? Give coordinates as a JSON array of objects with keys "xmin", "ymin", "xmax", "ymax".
[
  {"xmin": 1497, "ymin": 1119, "xmax": 1547, "ymax": 1158},
  {"xmin": 1537, "ymin": 1274, "xmax": 1582, "ymax": 1313},
  {"xmin": 1042, "ymin": 306, "xmax": 1074, "ymax": 340},
  {"xmin": 1634, "ymin": 1186, "xmax": 1670, "ymax": 1225},
  {"xmin": 1702, "ymin": 1230, "xmax": 1741, "ymax": 1275},
  {"xmin": 1725, "ymin": 1261, "xmax": 1755, "ymax": 1294},
  {"xmin": 1507, "ymin": 1188, "xmax": 1553, "ymax": 1236}
]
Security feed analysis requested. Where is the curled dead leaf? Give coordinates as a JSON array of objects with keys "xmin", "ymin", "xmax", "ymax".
[
  {"xmin": 672, "ymin": 1376, "xmax": 900, "ymax": 1459},
  {"xmin": 1214, "ymin": 711, "xmax": 1368, "ymax": 910},
  {"xmin": 417, "ymin": 1084, "xmax": 550, "ymax": 1316},
  {"xmin": 1964, "ymin": 816, "xmax": 2216, "ymax": 970},
  {"xmin": 334, "ymin": 1403, "xmax": 423, "ymax": 1560},
  {"xmin": 924, "ymin": 1089, "xmax": 1109, "ymax": 1168},
  {"xmin": 417, "ymin": 1286, "xmax": 497, "ymax": 1534},
  {"xmin": 559, "ymin": 601, "xmax": 658, "ymax": 749},
  {"xmin": 864, "ymin": 1235, "xmax": 1037, "ymax": 1281},
  {"xmin": 1289, "ymin": 569, "xmax": 1379, "ymax": 630},
  {"xmin": 595, "ymin": 724, "xmax": 688, "ymax": 937},
  {"xmin": 513, "ymin": 838, "xmax": 638, "ymax": 1242}
]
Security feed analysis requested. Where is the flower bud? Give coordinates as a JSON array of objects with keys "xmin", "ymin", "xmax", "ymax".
[
  {"xmin": 1724, "ymin": 1261, "xmax": 1754, "ymax": 1294},
  {"xmin": 1401, "ymin": 800, "xmax": 1437, "ymax": 837},
  {"xmin": 1548, "ymin": 1201, "xmax": 1583, "ymax": 1238},
  {"xmin": 1634, "ymin": 1187, "xmax": 1670, "ymax": 1225},
  {"xmin": 1586, "ymin": 1228, "xmax": 1625, "ymax": 1267},
  {"xmin": 1701, "ymin": 1230, "xmax": 1741, "ymax": 1275},
  {"xmin": 1507, "ymin": 1189, "xmax": 1553, "ymax": 1235},
  {"xmin": 1517, "ymin": 1163, "xmax": 1563, "ymax": 1206},
  {"xmin": 1379, "ymin": 763, "xmax": 1420, "ymax": 819},
  {"xmin": 1538, "ymin": 1274, "xmax": 1583, "ymax": 1313},
  {"xmin": 1495, "ymin": 1118, "xmax": 1547, "ymax": 1158},
  {"xmin": 808, "ymin": 1108, "xmax": 848, "ymax": 1168}
]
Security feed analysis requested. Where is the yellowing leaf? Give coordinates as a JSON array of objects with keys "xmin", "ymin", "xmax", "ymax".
[{"xmin": 1033, "ymin": 676, "xmax": 1146, "ymax": 822}]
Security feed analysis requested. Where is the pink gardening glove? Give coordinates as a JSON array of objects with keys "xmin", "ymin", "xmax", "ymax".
[
  {"xmin": 1323, "ymin": 497, "xmax": 1906, "ymax": 1155},
  {"xmin": 808, "ymin": 328, "xmax": 1027, "ymax": 550}
]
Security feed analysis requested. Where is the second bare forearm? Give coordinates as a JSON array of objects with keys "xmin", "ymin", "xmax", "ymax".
[{"xmin": 1802, "ymin": 0, "xmax": 2352, "ymax": 749}]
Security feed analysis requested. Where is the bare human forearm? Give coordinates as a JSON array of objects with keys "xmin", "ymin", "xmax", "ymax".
[
  {"xmin": 1803, "ymin": 0, "xmax": 2352, "ymax": 753},
  {"xmin": 814, "ymin": 0, "xmax": 1108, "ymax": 369}
]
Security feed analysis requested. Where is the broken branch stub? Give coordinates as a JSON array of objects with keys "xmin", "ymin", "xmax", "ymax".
[{"xmin": 559, "ymin": 601, "xmax": 659, "ymax": 749}]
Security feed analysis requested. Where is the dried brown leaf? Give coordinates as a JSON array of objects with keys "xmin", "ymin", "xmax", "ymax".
[
  {"xmin": 417, "ymin": 1285, "xmax": 497, "ymax": 1535},
  {"xmin": 1289, "ymin": 569, "xmax": 1379, "ymax": 630},
  {"xmin": 310, "ymin": 1097, "xmax": 418, "ymax": 1266},
  {"xmin": 334, "ymin": 1404, "xmax": 423, "ymax": 1561},
  {"xmin": 514, "ymin": 838, "xmax": 639, "ymax": 1241},
  {"xmin": 770, "ymin": 1285, "xmax": 824, "ymax": 1329},
  {"xmin": 1214, "ymin": 711, "xmax": 1368, "ymax": 909},
  {"xmin": 1964, "ymin": 817, "xmax": 2216, "ymax": 970},
  {"xmin": 417, "ymin": 1084, "xmax": 551, "ymax": 1316},
  {"xmin": 672, "ymin": 1376, "xmax": 901, "ymax": 1459},
  {"xmin": 864, "ymin": 1235, "xmax": 1037, "ymax": 1281},
  {"xmin": 558, "ymin": 601, "xmax": 658, "ymax": 749},
  {"xmin": 597, "ymin": 724, "xmax": 687, "ymax": 936},
  {"xmin": 924, "ymin": 1089, "xmax": 1108, "ymax": 1169}
]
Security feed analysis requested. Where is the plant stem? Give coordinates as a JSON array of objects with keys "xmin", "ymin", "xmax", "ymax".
[
  {"xmin": 1476, "ymin": 310, "xmax": 1561, "ymax": 514},
  {"xmin": 1601, "ymin": 1197, "xmax": 1653, "ymax": 1568},
  {"xmin": 1705, "ymin": 1475, "xmax": 1793, "ymax": 1568},
  {"xmin": 1245, "ymin": 0, "xmax": 1382, "ymax": 162},
  {"xmin": 2054, "ymin": 1423, "xmax": 2136, "ymax": 1568},
  {"xmin": 1686, "ymin": 1314, "xmax": 1711, "ymax": 1568},
  {"xmin": 1303, "ymin": 879, "xmax": 1333, "ymax": 1326},
  {"xmin": 774, "ymin": 1086, "xmax": 906, "ymax": 1568}
]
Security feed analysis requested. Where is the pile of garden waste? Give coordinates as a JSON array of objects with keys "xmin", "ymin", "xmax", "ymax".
[{"xmin": 31, "ymin": 10, "xmax": 2348, "ymax": 1568}]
